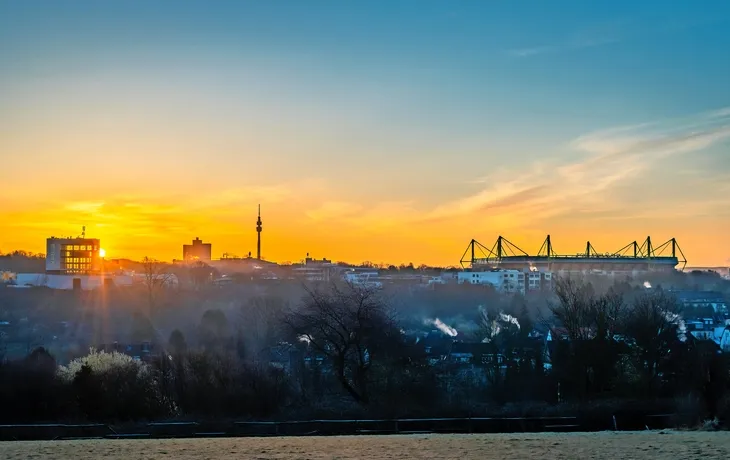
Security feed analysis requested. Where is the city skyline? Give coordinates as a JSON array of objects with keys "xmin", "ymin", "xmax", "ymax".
[{"xmin": 1, "ymin": 1, "xmax": 729, "ymax": 266}]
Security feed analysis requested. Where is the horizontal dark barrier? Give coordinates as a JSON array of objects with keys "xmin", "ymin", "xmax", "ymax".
[
  {"xmin": 0, "ymin": 414, "xmax": 676, "ymax": 441},
  {"xmin": 0, "ymin": 423, "xmax": 110, "ymax": 441}
]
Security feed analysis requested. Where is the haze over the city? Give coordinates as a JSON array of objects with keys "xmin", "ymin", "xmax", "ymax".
[{"xmin": 1, "ymin": 1, "xmax": 729, "ymax": 265}]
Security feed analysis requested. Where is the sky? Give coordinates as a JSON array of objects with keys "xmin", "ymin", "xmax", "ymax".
[{"xmin": 1, "ymin": 0, "xmax": 729, "ymax": 266}]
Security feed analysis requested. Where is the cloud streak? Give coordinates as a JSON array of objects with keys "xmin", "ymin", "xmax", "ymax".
[
  {"xmin": 298, "ymin": 107, "xmax": 730, "ymax": 237},
  {"xmin": 456, "ymin": 108, "xmax": 730, "ymax": 222},
  {"xmin": 507, "ymin": 18, "xmax": 717, "ymax": 58},
  {"xmin": 306, "ymin": 201, "xmax": 363, "ymax": 222},
  {"xmin": 419, "ymin": 107, "xmax": 730, "ymax": 225},
  {"xmin": 508, "ymin": 37, "xmax": 619, "ymax": 57}
]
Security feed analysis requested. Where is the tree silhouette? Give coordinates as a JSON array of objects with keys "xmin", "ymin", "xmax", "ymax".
[
  {"xmin": 141, "ymin": 256, "xmax": 174, "ymax": 313},
  {"xmin": 168, "ymin": 329, "xmax": 187, "ymax": 355},
  {"xmin": 198, "ymin": 309, "xmax": 230, "ymax": 351},
  {"xmin": 131, "ymin": 311, "xmax": 156, "ymax": 343},
  {"xmin": 624, "ymin": 289, "xmax": 683, "ymax": 392},
  {"xmin": 283, "ymin": 283, "xmax": 398, "ymax": 404}
]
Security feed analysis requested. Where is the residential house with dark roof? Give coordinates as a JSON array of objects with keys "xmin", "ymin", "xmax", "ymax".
[{"xmin": 673, "ymin": 291, "xmax": 728, "ymax": 313}]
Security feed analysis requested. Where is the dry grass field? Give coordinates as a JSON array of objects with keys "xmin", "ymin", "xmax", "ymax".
[{"xmin": 2, "ymin": 432, "xmax": 729, "ymax": 459}]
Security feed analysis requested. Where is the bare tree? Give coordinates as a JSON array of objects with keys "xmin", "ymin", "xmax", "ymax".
[
  {"xmin": 188, "ymin": 261, "xmax": 215, "ymax": 289},
  {"xmin": 282, "ymin": 282, "xmax": 398, "ymax": 404},
  {"xmin": 593, "ymin": 287, "xmax": 626, "ymax": 340},
  {"xmin": 548, "ymin": 277, "xmax": 630, "ymax": 398},
  {"xmin": 141, "ymin": 257, "xmax": 174, "ymax": 313},
  {"xmin": 198, "ymin": 309, "xmax": 231, "ymax": 352},
  {"xmin": 168, "ymin": 329, "xmax": 188, "ymax": 355},
  {"xmin": 550, "ymin": 277, "xmax": 628, "ymax": 340},
  {"xmin": 550, "ymin": 276, "xmax": 596, "ymax": 341},
  {"xmin": 624, "ymin": 289, "xmax": 683, "ymax": 389},
  {"xmin": 238, "ymin": 296, "xmax": 288, "ymax": 359}
]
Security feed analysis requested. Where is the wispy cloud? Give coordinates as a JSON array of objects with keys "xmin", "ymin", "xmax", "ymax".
[
  {"xmin": 421, "ymin": 107, "xmax": 730, "ymax": 224},
  {"xmin": 65, "ymin": 202, "xmax": 105, "ymax": 213},
  {"xmin": 506, "ymin": 19, "xmax": 628, "ymax": 57},
  {"xmin": 507, "ymin": 17, "xmax": 717, "ymax": 58},
  {"xmin": 347, "ymin": 201, "xmax": 419, "ymax": 232},
  {"xmin": 508, "ymin": 37, "xmax": 619, "ymax": 57},
  {"xmin": 306, "ymin": 201, "xmax": 363, "ymax": 222},
  {"xmin": 592, "ymin": 109, "xmax": 728, "ymax": 169},
  {"xmin": 296, "ymin": 107, "xmax": 730, "ymax": 235},
  {"xmin": 211, "ymin": 185, "xmax": 293, "ymax": 206}
]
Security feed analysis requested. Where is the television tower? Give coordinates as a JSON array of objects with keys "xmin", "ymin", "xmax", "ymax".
[{"xmin": 256, "ymin": 204, "xmax": 262, "ymax": 260}]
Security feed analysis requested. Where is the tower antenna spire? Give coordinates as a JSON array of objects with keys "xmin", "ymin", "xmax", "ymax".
[{"xmin": 256, "ymin": 204, "xmax": 262, "ymax": 260}]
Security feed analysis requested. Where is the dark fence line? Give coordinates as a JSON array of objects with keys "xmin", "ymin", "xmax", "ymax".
[{"xmin": 0, "ymin": 414, "xmax": 676, "ymax": 441}]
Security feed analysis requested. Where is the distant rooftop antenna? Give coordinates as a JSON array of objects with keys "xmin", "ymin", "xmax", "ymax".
[{"xmin": 80, "ymin": 226, "xmax": 86, "ymax": 238}]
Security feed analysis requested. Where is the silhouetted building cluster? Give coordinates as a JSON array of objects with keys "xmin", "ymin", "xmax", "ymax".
[{"xmin": 183, "ymin": 237, "xmax": 212, "ymax": 261}]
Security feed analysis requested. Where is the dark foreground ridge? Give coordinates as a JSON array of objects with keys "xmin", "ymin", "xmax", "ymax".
[{"xmin": 0, "ymin": 414, "xmax": 675, "ymax": 441}]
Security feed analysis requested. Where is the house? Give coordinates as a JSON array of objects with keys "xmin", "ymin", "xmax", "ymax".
[
  {"xmin": 97, "ymin": 341, "xmax": 160, "ymax": 362},
  {"xmin": 685, "ymin": 320, "xmax": 715, "ymax": 341},
  {"xmin": 718, "ymin": 328, "xmax": 730, "ymax": 352},
  {"xmin": 343, "ymin": 269, "xmax": 383, "ymax": 288},
  {"xmin": 265, "ymin": 342, "xmax": 298, "ymax": 371},
  {"xmin": 673, "ymin": 291, "xmax": 728, "ymax": 313},
  {"xmin": 546, "ymin": 327, "xmax": 569, "ymax": 342},
  {"xmin": 264, "ymin": 343, "xmax": 328, "ymax": 376},
  {"xmin": 527, "ymin": 326, "xmax": 547, "ymax": 340},
  {"xmin": 448, "ymin": 342, "xmax": 503, "ymax": 366},
  {"xmin": 213, "ymin": 276, "xmax": 234, "ymax": 287},
  {"xmin": 419, "ymin": 332, "xmax": 453, "ymax": 364},
  {"xmin": 683, "ymin": 313, "xmax": 730, "ymax": 342}
]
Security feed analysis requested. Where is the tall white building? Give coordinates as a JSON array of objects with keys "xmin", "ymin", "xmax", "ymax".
[
  {"xmin": 291, "ymin": 255, "xmax": 339, "ymax": 282},
  {"xmin": 46, "ymin": 237, "xmax": 102, "ymax": 275},
  {"xmin": 343, "ymin": 268, "xmax": 382, "ymax": 288},
  {"xmin": 457, "ymin": 269, "xmax": 552, "ymax": 294}
]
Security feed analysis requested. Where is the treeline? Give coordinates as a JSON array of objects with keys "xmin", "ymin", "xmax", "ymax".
[
  {"xmin": 0, "ymin": 279, "xmax": 729, "ymax": 426},
  {"xmin": 546, "ymin": 279, "xmax": 729, "ymax": 421},
  {"xmin": 0, "ymin": 251, "xmax": 45, "ymax": 273}
]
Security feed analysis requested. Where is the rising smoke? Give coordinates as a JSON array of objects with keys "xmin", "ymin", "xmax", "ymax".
[
  {"xmin": 499, "ymin": 312, "xmax": 521, "ymax": 330},
  {"xmin": 479, "ymin": 305, "xmax": 521, "ymax": 342},
  {"xmin": 479, "ymin": 305, "xmax": 497, "ymax": 342},
  {"xmin": 425, "ymin": 318, "xmax": 458, "ymax": 337},
  {"xmin": 664, "ymin": 311, "xmax": 687, "ymax": 342},
  {"xmin": 481, "ymin": 322, "xmax": 501, "ymax": 343}
]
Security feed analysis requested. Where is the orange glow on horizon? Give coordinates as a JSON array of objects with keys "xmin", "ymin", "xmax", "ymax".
[{"xmin": 0, "ymin": 194, "xmax": 727, "ymax": 268}]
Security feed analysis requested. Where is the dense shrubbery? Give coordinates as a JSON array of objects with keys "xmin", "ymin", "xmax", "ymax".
[
  {"xmin": 0, "ymin": 348, "xmax": 73, "ymax": 422},
  {"xmin": 0, "ymin": 280, "xmax": 729, "ymax": 426}
]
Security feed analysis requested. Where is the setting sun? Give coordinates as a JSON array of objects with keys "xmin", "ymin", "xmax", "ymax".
[{"xmin": 99, "ymin": 248, "xmax": 106, "ymax": 258}]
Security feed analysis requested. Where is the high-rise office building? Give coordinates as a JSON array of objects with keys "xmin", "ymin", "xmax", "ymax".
[
  {"xmin": 46, "ymin": 237, "xmax": 102, "ymax": 274},
  {"xmin": 183, "ymin": 237, "xmax": 212, "ymax": 261}
]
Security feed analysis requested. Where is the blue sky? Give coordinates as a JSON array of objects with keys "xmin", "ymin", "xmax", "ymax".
[{"xmin": 1, "ymin": 0, "xmax": 729, "ymax": 264}]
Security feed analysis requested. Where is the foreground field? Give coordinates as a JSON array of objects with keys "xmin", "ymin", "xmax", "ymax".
[{"xmin": 3, "ymin": 431, "xmax": 730, "ymax": 459}]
